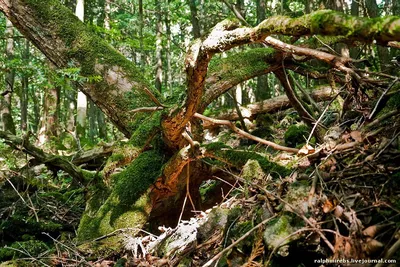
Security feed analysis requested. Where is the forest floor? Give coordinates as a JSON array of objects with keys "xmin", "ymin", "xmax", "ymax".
[{"xmin": 1, "ymin": 103, "xmax": 400, "ymax": 266}]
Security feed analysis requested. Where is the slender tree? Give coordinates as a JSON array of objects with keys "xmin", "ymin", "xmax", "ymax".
[
  {"xmin": 155, "ymin": 0, "xmax": 163, "ymax": 93},
  {"xmin": 188, "ymin": 0, "xmax": 201, "ymax": 38},
  {"xmin": 75, "ymin": 0, "xmax": 87, "ymax": 139},
  {"xmin": 0, "ymin": 18, "xmax": 16, "ymax": 134},
  {"xmin": 20, "ymin": 40, "xmax": 29, "ymax": 132}
]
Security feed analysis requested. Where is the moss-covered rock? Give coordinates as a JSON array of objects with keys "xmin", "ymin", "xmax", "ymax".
[
  {"xmin": 205, "ymin": 142, "xmax": 290, "ymax": 178},
  {"xmin": 197, "ymin": 207, "xmax": 230, "ymax": 243},
  {"xmin": 263, "ymin": 213, "xmax": 303, "ymax": 256},
  {"xmin": 242, "ymin": 159, "xmax": 265, "ymax": 182},
  {"xmin": 284, "ymin": 181, "xmax": 314, "ymax": 215},
  {"xmin": 284, "ymin": 124, "xmax": 310, "ymax": 148}
]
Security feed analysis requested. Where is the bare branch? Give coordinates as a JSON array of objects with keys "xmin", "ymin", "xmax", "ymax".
[{"xmin": 194, "ymin": 113, "xmax": 299, "ymax": 153}]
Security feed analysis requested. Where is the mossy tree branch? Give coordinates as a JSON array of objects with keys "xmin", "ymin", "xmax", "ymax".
[
  {"xmin": 0, "ymin": 0, "xmax": 162, "ymax": 137},
  {"xmin": 0, "ymin": 131, "xmax": 87, "ymax": 184}
]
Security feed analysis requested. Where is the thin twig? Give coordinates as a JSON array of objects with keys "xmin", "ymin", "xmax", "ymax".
[
  {"xmin": 369, "ymin": 78, "xmax": 399, "ymax": 120},
  {"xmin": 306, "ymin": 86, "xmax": 343, "ymax": 144},
  {"xmin": 194, "ymin": 113, "xmax": 299, "ymax": 153},
  {"xmin": 202, "ymin": 215, "xmax": 277, "ymax": 267}
]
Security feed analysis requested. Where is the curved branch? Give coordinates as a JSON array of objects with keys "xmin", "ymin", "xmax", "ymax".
[{"xmin": 200, "ymin": 48, "xmax": 281, "ymax": 112}]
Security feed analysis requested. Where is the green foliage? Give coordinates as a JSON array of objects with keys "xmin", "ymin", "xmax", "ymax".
[{"xmin": 284, "ymin": 124, "xmax": 310, "ymax": 148}]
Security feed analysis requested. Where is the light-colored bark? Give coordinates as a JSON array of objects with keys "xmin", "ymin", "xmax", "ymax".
[{"xmin": 75, "ymin": 0, "xmax": 87, "ymax": 139}]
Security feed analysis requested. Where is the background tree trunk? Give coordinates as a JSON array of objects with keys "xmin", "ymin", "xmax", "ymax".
[
  {"xmin": 1, "ymin": 18, "xmax": 16, "ymax": 134},
  {"xmin": 75, "ymin": 0, "xmax": 87, "ymax": 139},
  {"xmin": 20, "ymin": 40, "xmax": 29, "ymax": 132},
  {"xmin": 155, "ymin": 0, "xmax": 163, "ymax": 93},
  {"xmin": 188, "ymin": 0, "xmax": 201, "ymax": 38}
]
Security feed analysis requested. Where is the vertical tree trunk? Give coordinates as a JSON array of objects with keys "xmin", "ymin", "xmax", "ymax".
[
  {"xmin": 75, "ymin": 0, "xmax": 87, "ymax": 139},
  {"xmin": 155, "ymin": 0, "xmax": 163, "ymax": 93},
  {"xmin": 20, "ymin": 40, "xmax": 29, "ymax": 132},
  {"xmin": 255, "ymin": 0, "xmax": 270, "ymax": 101},
  {"xmin": 88, "ymin": 100, "xmax": 97, "ymax": 142},
  {"xmin": 37, "ymin": 84, "xmax": 60, "ymax": 146},
  {"xmin": 30, "ymin": 89, "xmax": 40, "ymax": 133},
  {"xmin": 393, "ymin": 0, "xmax": 400, "ymax": 15},
  {"xmin": 165, "ymin": 0, "xmax": 172, "ymax": 95},
  {"xmin": 304, "ymin": 0, "xmax": 311, "ymax": 14},
  {"xmin": 188, "ymin": 0, "xmax": 201, "ymax": 38},
  {"xmin": 1, "ymin": 18, "xmax": 16, "ymax": 134},
  {"xmin": 349, "ymin": 0, "xmax": 360, "ymax": 59},
  {"xmin": 365, "ymin": 0, "xmax": 390, "ymax": 71},
  {"xmin": 139, "ymin": 0, "xmax": 145, "ymax": 67}
]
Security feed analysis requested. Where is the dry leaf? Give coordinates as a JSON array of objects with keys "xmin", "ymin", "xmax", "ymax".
[
  {"xmin": 333, "ymin": 205, "xmax": 344, "ymax": 218},
  {"xmin": 298, "ymin": 144, "xmax": 315, "ymax": 156},
  {"xmin": 350, "ymin": 130, "xmax": 363, "ymax": 142},
  {"xmin": 363, "ymin": 238, "xmax": 384, "ymax": 255},
  {"xmin": 322, "ymin": 198, "xmax": 338, "ymax": 213}
]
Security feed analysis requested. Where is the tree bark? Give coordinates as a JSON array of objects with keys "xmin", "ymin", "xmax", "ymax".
[
  {"xmin": 188, "ymin": 0, "xmax": 201, "ymax": 38},
  {"xmin": 20, "ymin": 40, "xmax": 29, "ymax": 132},
  {"xmin": 155, "ymin": 0, "xmax": 163, "ymax": 93},
  {"xmin": 1, "ymin": 18, "xmax": 16, "ymax": 134}
]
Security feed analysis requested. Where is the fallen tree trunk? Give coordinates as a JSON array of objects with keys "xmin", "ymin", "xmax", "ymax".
[{"xmin": 213, "ymin": 86, "xmax": 336, "ymax": 121}]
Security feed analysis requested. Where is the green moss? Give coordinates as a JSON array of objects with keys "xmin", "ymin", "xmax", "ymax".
[
  {"xmin": 0, "ymin": 216, "xmax": 63, "ymax": 237},
  {"xmin": 129, "ymin": 111, "xmax": 162, "ymax": 147},
  {"xmin": 208, "ymin": 48, "xmax": 276, "ymax": 83},
  {"xmin": 284, "ymin": 124, "xmax": 310, "ymax": 148},
  {"xmin": 0, "ymin": 240, "xmax": 50, "ymax": 261},
  {"xmin": 203, "ymin": 142, "xmax": 231, "ymax": 151},
  {"xmin": 208, "ymin": 145, "xmax": 290, "ymax": 177},
  {"xmin": 242, "ymin": 160, "xmax": 265, "ymax": 182},
  {"xmin": 24, "ymin": 0, "xmax": 162, "ymax": 136},
  {"xmin": 199, "ymin": 180, "xmax": 220, "ymax": 202},
  {"xmin": 76, "ymin": 150, "xmax": 165, "ymax": 241},
  {"xmin": 109, "ymin": 153, "xmax": 125, "ymax": 162},
  {"xmin": 263, "ymin": 213, "xmax": 303, "ymax": 252}
]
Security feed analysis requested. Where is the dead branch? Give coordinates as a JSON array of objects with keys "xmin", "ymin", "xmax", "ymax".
[
  {"xmin": 202, "ymin": 215, "xmax": 277, "ymax": 267},
  {"xmin": 194, "ymin": 113, "xmax": 299, "ymax": 153}
]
